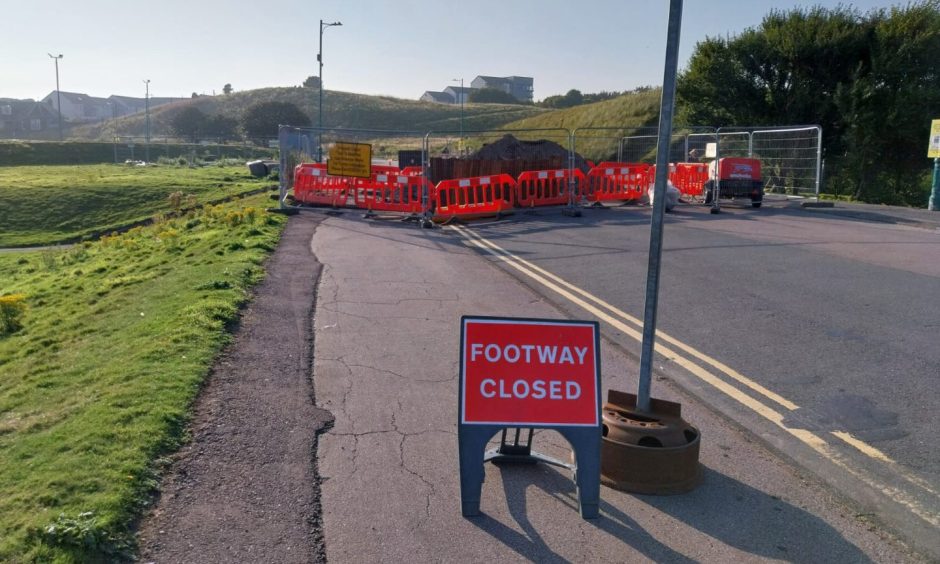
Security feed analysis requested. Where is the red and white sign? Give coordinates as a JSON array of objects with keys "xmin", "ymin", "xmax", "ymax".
[{"xmin": 460, "ymin": 317, "xmax": 600, "ymax": 427}]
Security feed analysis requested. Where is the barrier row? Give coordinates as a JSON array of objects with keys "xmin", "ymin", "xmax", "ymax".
[{"xmin": 293, "ymin": 161, "xmax": 711, "ymax": 221}]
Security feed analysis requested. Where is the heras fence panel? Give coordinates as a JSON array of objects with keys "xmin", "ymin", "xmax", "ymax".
[
  {"xmin": 585, "ymin": 163, "xmax": 649, "ymax": 203},
  {"xmin": 750, "ymin": 126, "xmax": 821, "ymax": 196},
  {"xmin": 354, "ymin": 173, "xmax": 428, "ymax": 215},
  {"xmin": 293, "ymin": 163, "xmax": 353, "ymax": 207},
  {"xmin": 573, "ymin": 126, "xmax": 716, "ymax": 165},
  {"xmin": 433, "ymin": 174, "xmax": 516, "ymax": 221},
  {"xmin": 516, "ymin": 169, "xmax": 586, "ymax": 208}
]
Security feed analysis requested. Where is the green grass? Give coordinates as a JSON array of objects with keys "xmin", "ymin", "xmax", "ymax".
[
  {"xmin": 0, "ymin": 141, "xmax": 273, "ymax": 167},
  {"xmin": 501, "ymin": 88, "xmax": 664, "ymax": 160},
  {"xmin": 0, "ymin": 192, "xmax": 285, "ymax": 562},
  {"xmin": 0, "ymin": 164, "xmax": 275, "ymax": 247}
]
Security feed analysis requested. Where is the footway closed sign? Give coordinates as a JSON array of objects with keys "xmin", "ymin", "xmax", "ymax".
[{"xmin": 460, "ymin": 316, "xmax": 600, "ymax": 427}]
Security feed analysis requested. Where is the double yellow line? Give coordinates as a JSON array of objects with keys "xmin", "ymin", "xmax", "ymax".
[{"xmin": 451, "ymin": 223, "xmax": 939, "ymax": 528}]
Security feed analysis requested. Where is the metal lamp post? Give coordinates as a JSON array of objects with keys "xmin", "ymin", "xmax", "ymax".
[
  {"xmin": 48, "ymin": 53, "xmax": 63, "ymax": 141},
  {"xmin": 318, "ymin": 19, "xmax": 342, "ymax": 163},
  {"xmin": 452, "ymin": 78, "xmax": 464, "ymax": 146},
  {"xmin": 143, "ymin": 79, "xmax": 151, "ymax": 162}
]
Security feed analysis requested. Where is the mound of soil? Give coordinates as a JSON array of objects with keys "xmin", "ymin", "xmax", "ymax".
[{"xmin": 470, "ymin": 134, "xmax": 589, "ymax": 169}]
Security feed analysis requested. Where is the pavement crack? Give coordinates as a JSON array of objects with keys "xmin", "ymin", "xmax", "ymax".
[{"xmin": 399, "ymin": 433, "xmax": 435, "ymax": 524}]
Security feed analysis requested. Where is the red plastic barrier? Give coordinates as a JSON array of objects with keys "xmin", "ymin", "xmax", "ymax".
[
  {"xmin": 594, "ymin": 161, "xmax": 648, "ymax": 170},
  {"xmin": 433, "ymin": 174, "xmax": 515, "ymax": 220},
  {"xmin": 370, "ymin": 164, "xmax": 400, "ymax": 176},
  {"xmin": 516, "ymin": 169, "xmax": 585, "ymax": 207},
  {"xmin": 670, "ymin": 163, "xmax": 708, "ymax": 196},
  {"xmin": 293, "ymin": 163, "xmax": 352, "ymax": 207},
  {"xmin": 586, "ymin": 163, "xmax": 648, "ymax": 203},
  {"xmin": 400, "ymin": 166, "xmax": 423, "ymax": 176},
  {"xmin": 354, "ymin": 172, "xmax": 428, "ymax": 214}
]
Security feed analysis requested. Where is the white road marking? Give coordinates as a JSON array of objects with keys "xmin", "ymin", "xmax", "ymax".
[{"xmin": 452, "ymin": 223, "xmax": 940, "ymax": 527}]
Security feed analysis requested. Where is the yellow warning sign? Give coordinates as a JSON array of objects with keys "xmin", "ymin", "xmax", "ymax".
[
  {"xmin": 328, "ymin": 141, "xmax": 372, "ymax": 179},
  {"xmin": 929, "ymin": 119, "xmax": 940, "ymax": 158}
]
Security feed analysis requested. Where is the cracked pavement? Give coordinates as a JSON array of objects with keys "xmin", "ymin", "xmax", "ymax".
[{"xmin": 311, "ymin": 213, "xmax": 918, "ymax": 563}]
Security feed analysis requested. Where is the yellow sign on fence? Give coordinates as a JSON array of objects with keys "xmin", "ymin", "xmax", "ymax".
[
  {"xmin": 328, "ymin": 141, "xmax": 372, "ymax": 179},
  {"xmin": 929, "ymin": 119, "xmax": 940, "ymax": 159}
]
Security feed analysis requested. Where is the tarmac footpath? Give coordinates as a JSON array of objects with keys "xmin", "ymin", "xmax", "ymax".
[{"xmin": 311, "ymin": 211, "xmax": 918, "ymax": 563}]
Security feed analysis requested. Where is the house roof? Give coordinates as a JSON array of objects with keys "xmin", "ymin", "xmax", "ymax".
[
  {"xmin": 422, "ymin": 91, "xmax": 455, "ymax": 103},
  {"xmin": 444, "ymin": 86, "xmax": 473, "ymax": 94},
  {"xmin": 43, "ymin": 91, "xmax": 109, "ymax": 105}
]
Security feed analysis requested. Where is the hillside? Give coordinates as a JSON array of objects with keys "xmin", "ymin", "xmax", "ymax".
[
  {"xmin": 499, "ymin": 88, "xmax": 663, "ymax": 160},
  {"xmin": 71, "ymin": 87, "xmax": 547, "ymax": 140}
]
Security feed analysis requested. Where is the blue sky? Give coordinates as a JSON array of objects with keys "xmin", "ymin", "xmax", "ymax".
[{"xmin": 1, "ymin": 0, "xmax": 904, "ymax": 102}]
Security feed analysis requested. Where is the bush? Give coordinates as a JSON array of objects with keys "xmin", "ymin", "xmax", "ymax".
[{"xmin": 0, "ymin": 294, "xmax": 28, "ymax": 335}]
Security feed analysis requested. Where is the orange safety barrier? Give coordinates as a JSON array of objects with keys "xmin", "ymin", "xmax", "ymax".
[
  {"xmin": 594, "ymin": 161, "xmax": 647, "ymax": 170},
  {"xmin": 370, "ymin": 164, "xmax": 400, "ymax": 176},
  {"xmin": 293, "ymin": 163, "xmax": 353, "ymax": 207},
  {"xmin": 585, "ymin": 163, "xmax": 649, "ymax": 203},
  {"xmin": 516, "ymin": 168, "xmax": 585, "ymax": 207},
  {"xmin": 354, "ymin": 172, "xmax": 428, "ymax": 214},
  {"xmin": 433, "ymin": 174, "xmax": 516, "ymax": 220},
  {"xmin": 400, "ymin": 166, "xmax": 423, "ymax": 176},
  {"xmin": 670, "ymin": 162, "xmax": 708, "ymax": 196}
]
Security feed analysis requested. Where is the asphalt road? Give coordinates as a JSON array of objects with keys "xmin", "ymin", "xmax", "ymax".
[
  {"xmin": 456, "ymin": 197, "xmax": 940, "ymax": 558},
  {"xmin": 309, "ymin": 210, "xmax": 918, "ymax": 562}
]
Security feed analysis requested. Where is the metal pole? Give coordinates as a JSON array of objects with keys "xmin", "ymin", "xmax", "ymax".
[
  {"xmin": 48, "ymin": 53, "xmax": 63, "ymax": 141},
  {"xmin": 318, "ymin": 19, "xmax": 323, "ymax": 163},
  {"xmin": 816, "ymin": 126, "xmax": 823, "ymax": 200},
  {"xmin": 929, "ymin": 158, "xmax": 940, "ymax": 211},
  {"xmin": 316, "ymin": 20, "xmax": 341, "ymax": 163},
  {"xmin": 637, "ymin": 0, "xmax": 683, "ymax": 413},
  {"xmin": 144, "ymin": 79, "xmax": 151, "ymax": 163}
]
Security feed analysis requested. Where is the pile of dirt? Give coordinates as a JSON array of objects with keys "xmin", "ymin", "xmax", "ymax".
[{"xmin": 470, "ymin": 134, "xmax": 589, "ymax": 169}]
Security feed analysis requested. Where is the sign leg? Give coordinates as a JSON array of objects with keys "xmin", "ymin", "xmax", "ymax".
[
  {"xmin": 458, "ymin": 427, "xmax": 496, "ymax": 517},
  {"xmin": 563, "ymin": 428, "xmax": 601, "ymax": 519}
]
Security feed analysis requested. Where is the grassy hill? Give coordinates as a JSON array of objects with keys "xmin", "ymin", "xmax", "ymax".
[
  {"xmin": 72, "ymin": 87, "xmax": 548, "ymax": 140},
  {"xmin": 0, "ymin": 164, "xmax": 273, "ymax": 247},
  {"xmin": 499, "ymin": 88, "xmax": 663, "ymax": 161}
]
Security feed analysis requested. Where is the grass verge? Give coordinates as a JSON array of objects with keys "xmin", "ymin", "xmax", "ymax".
[
  {"xmin": 0, "ymin": 163, "xmax": 275, "ymax": 247},
  {"xmin": 0, "ymin": 192, "xmax": 286, "ymax": 562}
]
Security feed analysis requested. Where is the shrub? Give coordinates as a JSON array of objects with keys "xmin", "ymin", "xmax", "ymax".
[{"xmin": 0, "ymin": 294, "xmax": 28, "ymax": 335}]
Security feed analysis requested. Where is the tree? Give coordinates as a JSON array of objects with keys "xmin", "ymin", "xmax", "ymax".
[
  {"xmin": 170, "ymin": 106, "xmax": 208, "ymax": 142},
  {"xmin": 468, "ymin": 88, "xmax": 521, "ymax": 104},
  {"xmin": 223, "ymin": 83, "xmax": 233, "ymax": 95},
  {"xmin": 676, "ymin": 2, "xmax": 940, "ymax": 205},
  {"xmin": 303, "ymin": 75, "xmax": 321, "ymax": 89},
  {"xmin": 203, "ymin": 114, "xmax": 239, "ymax": 140},
  {"xmin": 241, "ymin": 101, "xmax": 310, "ymax": 138}
]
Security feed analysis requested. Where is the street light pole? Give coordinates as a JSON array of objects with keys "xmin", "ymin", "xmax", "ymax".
[
  {"xmin": 452, "ymin": 78, "xmax": 464, "ymax": 150},
  {"xmin": 318, "ymin": 19, "xmax": 342, "ymax": 163},
  {"xmin": 144, "ymin": 79, "xmax": 151, "ymax": 162},
  {"xmin": 48, "ymin": 53, "xmax": 63, "ymax": 141}
]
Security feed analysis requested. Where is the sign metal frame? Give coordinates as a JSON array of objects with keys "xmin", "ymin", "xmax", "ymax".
[{"xmin": 457, "ymin": 315, "xmax": 603, "ymax": 519}]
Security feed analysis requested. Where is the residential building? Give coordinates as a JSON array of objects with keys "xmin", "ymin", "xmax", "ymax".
[
  {"xmin": 443, "ymin": 86, "xmax": 473, "ymax": 105},
  {"xmin": 0, "ymin": 98, "xmax": 61, "ymax": 139},
  {"xmin": 39, "ymin": 91, "xmax": 180, "ymax": 123},
  {"xmin": 470, "ymin": 76, "xmax": 534, "ymax": 102},
  {"xmin": 420, "ymin": 75, "xmax": 535, "ymax": 104},
  {"xmin": 420, "ymin": 91, "xmax": 455, "ymax": 104},
  {"xmin": 41, "ymin": 91, "xmax": 111, "ymax": 123}
]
